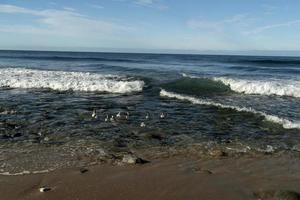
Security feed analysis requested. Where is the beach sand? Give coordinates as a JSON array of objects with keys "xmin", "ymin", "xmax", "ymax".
[{"xmin": 0, "ymin": 155, "xmax": 299, "ymax": 200}]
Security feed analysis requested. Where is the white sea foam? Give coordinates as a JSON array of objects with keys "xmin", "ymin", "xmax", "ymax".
[
  {"xmin": 0, "ymin": 68, "xmax": 144, "ymax": 93},
  {"xmin": 182, "ymin": 73, "xmax": 300, "ymax": 98},
  {"xmin": 213, "ymin": 77, "xmax": 300, "ymax": 98},
  {"xmin": 0, "ymin": 169, "xmax": 52, "ymax": 176},
  {"xmin": 160, "ymin": 89, "xmax": 300, "ymax": 130}
]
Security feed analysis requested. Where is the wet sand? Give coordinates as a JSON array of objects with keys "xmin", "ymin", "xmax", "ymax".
[{"xmin": 0, "ymin": 155, "xmax": 299, "ymax": 200}]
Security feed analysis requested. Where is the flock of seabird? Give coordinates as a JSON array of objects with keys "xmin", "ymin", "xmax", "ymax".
[{"xmin": 91, "ymin": 109, "xmax": 166, "ymax": 127}]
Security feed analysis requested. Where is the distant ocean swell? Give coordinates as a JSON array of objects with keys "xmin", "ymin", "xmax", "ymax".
[
  {"xmin": 182, "ymin": 73, "xmax": 300, "ymax": 98},
  {"xmin": 0, "ymin": 68, "xmax": 144, "ymax": 93},
  {"xmin": 160, "ymin": 89, "xmax": 300, "ymax": 130},
  {"xmin": 0, "ymin": 55, "xmax": 145, "ymax": 63}
]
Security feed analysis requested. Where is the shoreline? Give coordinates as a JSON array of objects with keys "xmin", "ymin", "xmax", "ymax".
[{"xmin": 0, "ymin": 155, "xmax": 299, "ymax": 200}]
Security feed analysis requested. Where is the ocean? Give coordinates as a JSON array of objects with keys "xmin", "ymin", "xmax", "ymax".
[{"xmin": 0, "ymin": 50, "xmax": 299, "ymax": 174}]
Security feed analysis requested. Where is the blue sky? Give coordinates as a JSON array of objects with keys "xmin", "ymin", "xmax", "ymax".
[{"xmin": 0, "ymin": 0, "xmax": 300, "ymax": 54}]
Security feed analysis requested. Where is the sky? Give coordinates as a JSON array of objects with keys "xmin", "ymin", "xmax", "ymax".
[{"xmin": 0, "ymin": 0, "xmax": 300, "ymax": 55}]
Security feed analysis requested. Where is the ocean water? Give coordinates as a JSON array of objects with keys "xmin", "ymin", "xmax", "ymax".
[{"xmin": 0, "ymin": 50, "xmax": 299, "ymax": 174}]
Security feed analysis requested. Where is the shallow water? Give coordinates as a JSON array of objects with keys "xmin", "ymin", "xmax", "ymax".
[{"xmin": 0, "ymin": 50, "xmax": 299, "ymax": 174}]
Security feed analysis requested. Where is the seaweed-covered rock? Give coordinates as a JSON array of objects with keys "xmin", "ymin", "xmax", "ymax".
[
  {"xmin": 274, "ymin": 190, "xmax": 300, "ymax": 200},
  {"xmin": 292, "ymin": 144, "xmax": 300, "ymax": 152},
  {"xmin": 254, "ymin": 190, "xmax": 300, "ymax": 200}
]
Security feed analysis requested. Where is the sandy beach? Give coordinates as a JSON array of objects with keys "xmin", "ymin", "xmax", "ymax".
[{"xmin": 0, "ymin": 154, "xmax": 299, "ymax": 200}]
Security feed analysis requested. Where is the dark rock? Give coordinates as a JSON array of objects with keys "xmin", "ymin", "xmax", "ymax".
[
  {"xmin": 253, "ymin": 190, "xmax": 275, "ymax": 199},
  {"xmin": 12, "ymin": 132, "xmax": 22, "ymax": 138},
  {"xmin": 148, "ymin": 133, "xmax": 165, "ymax": 140},
  {"xmin": 292, "ymin": 144, "xmax": 300, "ymax": 152},
  {"xmin": 114, "ymin": 139, "xmax": 128, "ymax": 148},
  {"xmin": 192, "ymin": 166, "xmax": 213, "ymax": 174},
  {"xmin": 275, "ymin": 190, "xmax": 300, "ymax": 200},
  {"xmin": 135, "ymin": 157, "xmax": 150, "ymax": 164},
  {"xmin": 201, "ymin": 169, "xmax": 213, "ymax": 174},
  {"xmin": 80, "ymin": 168, "xmax": 89, "ymax": 174},
  {"xmin": 253, "ymin": 190, "xmax": 300, "ymax": 200}
]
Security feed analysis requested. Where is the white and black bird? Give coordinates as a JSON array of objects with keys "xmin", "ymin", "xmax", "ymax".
[
  {"xmin": 116, "ymin": 112, "xmax": 121, "ymax": 118},
  {"xmin": 92, "ymin": 109, "xmax": 97, "ymax": 119},
  {"xmin": 160, "ymin": 112, "xmax": 166, "ymax": 119},
  {"xmin": 125, "ymin": 112, "xmax": 130, "ymax": 120},
  {"xmin": 145, "ymin": 112, "xmax": 150, "ymax": 120},
  {"xmin": 39, "ymin": 186, "xmax": 51, "ymax": 192},
  {"xmin": 110, "ymin": 115, "xmax": 115, "ymax": 122},
  {"xmin": 104, "ymin": 115, "xmax": 109, "ymax": 122},
  {"xmin": 140, "ymin": 122, "xmax": 146, "ymax": 127}
]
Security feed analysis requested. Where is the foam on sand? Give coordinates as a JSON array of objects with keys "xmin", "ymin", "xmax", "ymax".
[
  {"xmin": 160, "ymin": 89, "xmax": 300, "ymax": 130},
  {"xmin": 0, "ymin": 68, "xmax": 144, "ymax": 93}
]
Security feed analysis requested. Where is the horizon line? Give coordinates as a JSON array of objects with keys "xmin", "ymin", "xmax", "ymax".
[{"xmin": 1, "ymin": 48, "xmax": 300, "ymax": 57}]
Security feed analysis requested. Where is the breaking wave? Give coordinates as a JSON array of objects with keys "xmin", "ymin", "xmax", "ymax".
[
  {"xmin": 182, "ymin": 73, "xmax": 300, "ymax": 98},
  {"xmin": 160, "ymin": 89, "xmax": 300, "ymax": 130},
  {"xmin": 0, "ymin": 68, "xmax": 144, "ymax": 93}
]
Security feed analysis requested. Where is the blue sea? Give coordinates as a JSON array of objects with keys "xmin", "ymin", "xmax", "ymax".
[{"xmin": 0, "ymin": 50, "xmax": 299, "ymax": 174}]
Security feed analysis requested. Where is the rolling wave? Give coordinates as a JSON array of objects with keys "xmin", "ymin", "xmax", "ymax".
[
  {"xmin": 213, "ymin": 77, "xmax": 300, "ymax": 98},
  {"xmin": 0, "ymin": 68, "xmax": 144, "ymax": 93},
  {"xmin": 160, "ymin": 89, "xmax": 300, "ymax": 130},
  {"xmin": 182, "ymin": 73, "xmax": 300, "ymax": 98},
  {"xmin": 163, "ymin": 75, "xmax": 231, "ymax": 96}
]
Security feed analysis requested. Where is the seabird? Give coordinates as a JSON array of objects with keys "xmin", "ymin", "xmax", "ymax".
[
  {"xmin": 104, "ymin": 115, "xmax": 109, "ymax": 122},
  {"xmin": 160, "ymin": 112, "xmax": 166, "ymax": 119},
  {"xmin": 140, "ymin": 122, "xmax": 146, "ymax": 127},
  {"xmin": 92, "ymin": 109, "xmax": 97, "ymax": 119},
  {"xmin": 110, "ymin": 115, "xmax": 115, "ymax": 122},
  {"xmin": 145, "ymin": 112, "xmax": 150, "ymax": 120},
  {"xmin": 125, "ymin": 112, "xmax": 129, "ymax": 120},
  {"xmin": 116, "ymin": 112, "xmax": 121, "ymax": 118}
]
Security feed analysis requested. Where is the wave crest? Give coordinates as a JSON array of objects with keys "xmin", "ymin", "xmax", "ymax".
[
  {"xmin": 213, "ymin": 77, "xmax": 300, "ymax": 98},
  {"xmin": 160, "ymin": 89, "xmax": 300, "ymax": 130},
  {"xmin": 182, "ymin": 73, "xmax": 300, "ymax": 98},
  {"xmin": 0, "ymin": 68, "xmax": 144, "ymax": 93}
]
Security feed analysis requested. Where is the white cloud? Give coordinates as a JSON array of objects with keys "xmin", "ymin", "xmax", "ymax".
[
  {"xmin": 0, "ymin": 4, "xmax": 38, "ymax": 15},
  {"xmin": 63, "ymin": 7, "xmax": 76, "ymax": 12},
  {"xmin": 134, "ymin": 0, "xmax": 155, "ymax": 5},
  {"xmin": 114, "ymin": 0, "xmax": 168, "ymax": 10},
  {"xmin": 187, "ymin": 14, "xmax": 251, "ymax": 32},
  {"xmin": 136, "ymin": 0, "xmax": 168, "ymax": 10},
  {"xmin": 244, "ymin": 20, "xmax": 300, "ymax": 35},
  {"xmin": 89, "ymin": 4, "xmax": 104, "ymax": 9},
  {"xmin": 0, "ymin": 4, "xmax": 132, "ymax": 38}
]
